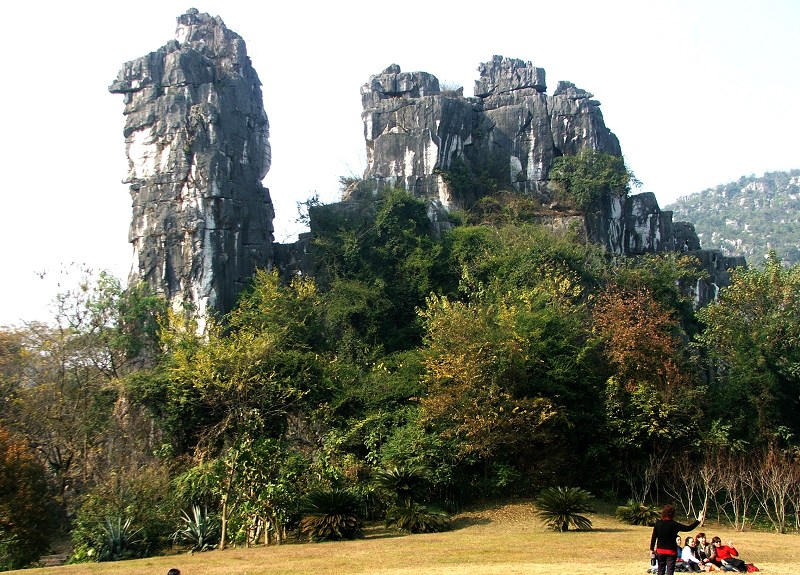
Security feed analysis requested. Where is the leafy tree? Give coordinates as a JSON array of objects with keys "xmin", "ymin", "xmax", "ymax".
[
  {"xmin": 0, "ymin": 426, "xmax": 53, "ymax": 569},
  {"xmin": 310, "ymin": 187, "xmax": 449, "ymax": 352},
  {"xmin": 419, "ymin": 269, "xmax": 601, "ymax": 489},
  {"xmin": 549, "ymin": 150, "xmax": 636, "ymax": 210},
  {"xmin": 697, "ymin": 253, "xmax": 800, "ymax": 445},
  {"xmin": 592, "ymin": 283, "xmax": 703, "ymax": 500}
]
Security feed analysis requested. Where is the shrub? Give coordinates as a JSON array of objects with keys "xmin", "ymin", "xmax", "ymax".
[
  {"xmin": 616, "ymin": 500, "xmax": 660, "ymax": 526},
  {"xmin": 299, "ymin": 489, "xmax": 363, "ymax": 542},
  {"xmin": 70, "ymin": 463, "xmax": 178, "ymax": 561},
  {"xmin": 385, "ymin": 503, "xmax": 450, "ymax": 533},
  {"xmin": 534, "ymin": 486, "xmax": 594, "ymax": 531},
  {"xmin": 172, "ymin": 505, "xmax": 219, "ymax": 551},
  {"xmin": 0, "ymin": 427, "xmax": 53, "ymax": 570}
]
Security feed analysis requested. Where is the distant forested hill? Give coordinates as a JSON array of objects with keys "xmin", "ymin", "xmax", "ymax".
[{"xmin": 666, "ymin": 170, "xmax": 800, "ymax": 266}]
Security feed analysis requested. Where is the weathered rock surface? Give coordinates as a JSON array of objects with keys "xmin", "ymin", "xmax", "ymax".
[
  {"xmin": 352, "ymin": 56, "xmax": 740, "ymax": 305},
  {"xmin": 360, "ymin": 56, "xmax": 622, "ymax": 204},
  {"xmin": 110, "ymin": 9, "xmax": 274, "ymax": 322}
]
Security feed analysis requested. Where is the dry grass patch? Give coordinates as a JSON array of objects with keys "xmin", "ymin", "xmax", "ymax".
[{"xmin": 12, "ymin": 501, "xmax": 798, "ymax": 575}]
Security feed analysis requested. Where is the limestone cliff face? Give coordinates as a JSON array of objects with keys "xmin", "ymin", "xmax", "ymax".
[
  {"xmin": 361, "ymin": 56, "xmax": 622, "ymax": 203},
  {"xmin": 110, "ymin": 9, "xmax": 274, "ymax": 322},
  {"xmin": 358, "ymin": 57, "xmax": 703, "ymax": 255},
  {"xmin": 353, "ymin": 56, "xmax": 741, "ymax": 305}
]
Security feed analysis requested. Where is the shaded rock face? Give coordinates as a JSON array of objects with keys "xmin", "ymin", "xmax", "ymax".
[{"xmin": 110, "ymin": 9, "xmax": 274, "ymax": 322}]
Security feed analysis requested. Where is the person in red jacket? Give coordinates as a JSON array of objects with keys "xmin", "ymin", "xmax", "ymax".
[
  {"xmin": 649, "ymin": 504, "xmax": 705, "ymax": 575},
  {"xmin": 710, "ymin": 536, "xmax": 746, "ymax": 572}
]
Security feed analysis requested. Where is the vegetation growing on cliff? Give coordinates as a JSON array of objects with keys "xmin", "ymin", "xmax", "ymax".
[{"xmin": 549, "ymin": 150, "xmax": 638, "ymax": 210}]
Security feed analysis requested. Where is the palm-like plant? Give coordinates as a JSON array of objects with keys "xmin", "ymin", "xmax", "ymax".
[
  {"xmin": 534, "ymin": 486, "xmax": 594, "ymax": 532},
  {"xmin": 172, "ymin": 505, "xmax": 219, "ymax": 551},
  {"xmin": 299, "ymin": 489, "xmax": 363, "ymax": 542},
  {"xmin": 385, "ymin": 503, "xmax": 451, "ymax": 533},
  {"xmin": 615, "ymin": 500, "xmax": 660, "ymax": 526},
  {"xmin": 372, "ymin": 465, "xmax": 428, "ymax": 508}
]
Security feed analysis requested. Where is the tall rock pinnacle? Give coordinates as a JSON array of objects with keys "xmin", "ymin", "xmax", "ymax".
[{"xmin": 110, "ymin": 9, "xmax": 274, "ymax": 323}]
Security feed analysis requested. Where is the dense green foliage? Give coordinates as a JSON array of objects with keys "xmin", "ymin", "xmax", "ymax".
[
  {"xmin": 534, "ymin": 486, "xmax": 594, "ymax": 531},
  {"xmin": 549, "ymin": 150, "xmax": 636, "ymax": 210},
  {"xmin": 299, "ymin": 489, "xmax": 363, "ymax": 541},
  {"xmin": 2, "ymin": 181, "xmax": 800, "ymax": 564},
  {"xmin": 667, "ymin": 169, "xmax": 800, "ymax": 266},
  {"xmin": 696, "ymin": 253, "xmax": 800, "ymax": 445},
  {"xmin": 615, "ymin": 500, "xmax": 660, "ymax": 526}
]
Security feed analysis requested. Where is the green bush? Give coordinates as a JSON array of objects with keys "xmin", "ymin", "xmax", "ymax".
[
  {"xmin": 70, "ymin": 463, "xmax": 178, "ymax": 561},
  {"xmin": 615, "ymin": 500, "xmax": 660, "ymax": 526},
  {"xmin": 534, "ymin": 486, "xmax": 594, "ymax": 531},
  {"xmin": 548, "ymin": 150, "xmax": 634, "ymax": 211},
  {"xmin": 372, "ymin": 465, "xmax": 429, "ymax": 508},
  {"xmin": 299, "ymin": 489, "xmax": 363, "ymax": 542},
  {"xmin": 385, "ymin": 503, "xmax": 450, "ymax": 533}
]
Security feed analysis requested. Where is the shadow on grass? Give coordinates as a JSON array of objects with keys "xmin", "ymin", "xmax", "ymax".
[
  {"xmin": 451, "ymin": 515, "xmax": 492, "ymax": 530},
  {"xmin": 362, "ymin": 524, "xmax": 407, "ymax": 540}
]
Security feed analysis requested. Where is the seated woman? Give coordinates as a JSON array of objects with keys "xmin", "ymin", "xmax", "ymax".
[
  {"xmin": 682, "ymin": 536, "xmax": 703, "ymax": 572},
  {"xmin": 694, "ymin": 533, "xmax": 717, "ymax": 571},
  {"xmin": 710, "ymin": 537, "xmax": 747, "ymax": 572}
]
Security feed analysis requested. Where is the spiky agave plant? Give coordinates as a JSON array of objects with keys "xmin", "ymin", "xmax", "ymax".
[
  {"xmin": 534, "ymin": 486, "xmax": 594, "ymax": 532},
  {"xmin": 299, "ymin": 489, "xmax": 363, "ymax": 542},
  {"xmin": 98, "ymin": 517, "xmax": 143, "ymax": 561},
  {"xmin": 172, "ymin": 505, "xmax": 219, "ymax": 551},
  {"xmin": 615, "ymin": 499, "xmax": 660, "ymax": 526}
]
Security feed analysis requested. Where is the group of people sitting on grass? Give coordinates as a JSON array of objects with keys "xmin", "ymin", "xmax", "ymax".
[
  {"xmin": 649, "ymin": 504, "xmax": 755, "ymax": 574},
  {"xmin": 673, "ymin": 533, "xmax": 750, "ymax": 572}
]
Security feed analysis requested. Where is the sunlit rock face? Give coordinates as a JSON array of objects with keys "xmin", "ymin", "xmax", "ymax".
[
  {"xmin": 110, "ymin": 9, "xmax": 273, "ymax": 322},
  {"xmin": 359, "ymin": 57, "xmax": 692, "ymax": 257},
  {"xmin": 356, "ymin": 56, "xmax": 742, "ymax": 306},
  {"xmin": 360, "ymin": 56, "xmax": 622, "ymax": 205}
]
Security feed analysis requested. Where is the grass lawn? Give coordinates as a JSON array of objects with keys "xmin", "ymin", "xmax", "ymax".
[{"xmin": 13, "ymin": 501, "xmax": 797, "ymax": 575}]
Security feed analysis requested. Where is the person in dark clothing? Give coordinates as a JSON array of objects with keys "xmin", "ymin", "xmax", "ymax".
[{"xmin": 650, "ymin": 504, "xmax": 705, "ymax": 575}]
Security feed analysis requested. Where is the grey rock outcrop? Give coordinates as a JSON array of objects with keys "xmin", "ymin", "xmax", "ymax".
[
  {"xmin": 360, "ymin": 56, "xmax": 622, "ymax": 205},
  {"xmin": 353, "ymin": 56, "xmax": 740, "ymax": 305},
  {"xmin": 110, "ymin": 9, "xmax": 274, "ymax": 323}
]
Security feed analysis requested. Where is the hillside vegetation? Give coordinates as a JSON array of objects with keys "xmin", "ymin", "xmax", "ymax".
[
  {"xmin": 10, "ymin": 503, "xmax": 796, "ymax": 575},
  {"xmin": 2, "ymin": 177, "xmax": 799, "ymax": 569},
  {"xmin": 667, "ymin": 169, "xmax": 800, "ymax": 266}
]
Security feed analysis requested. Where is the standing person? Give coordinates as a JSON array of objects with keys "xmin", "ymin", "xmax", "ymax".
[{"xmin": 650, "ymin": 504, "xmax": 705, "ymax": 575}]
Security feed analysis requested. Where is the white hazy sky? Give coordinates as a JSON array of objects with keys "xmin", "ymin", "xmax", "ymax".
[{"xmin": 1, "ymin": 0, "xmax": 798, "ymax": 326}]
